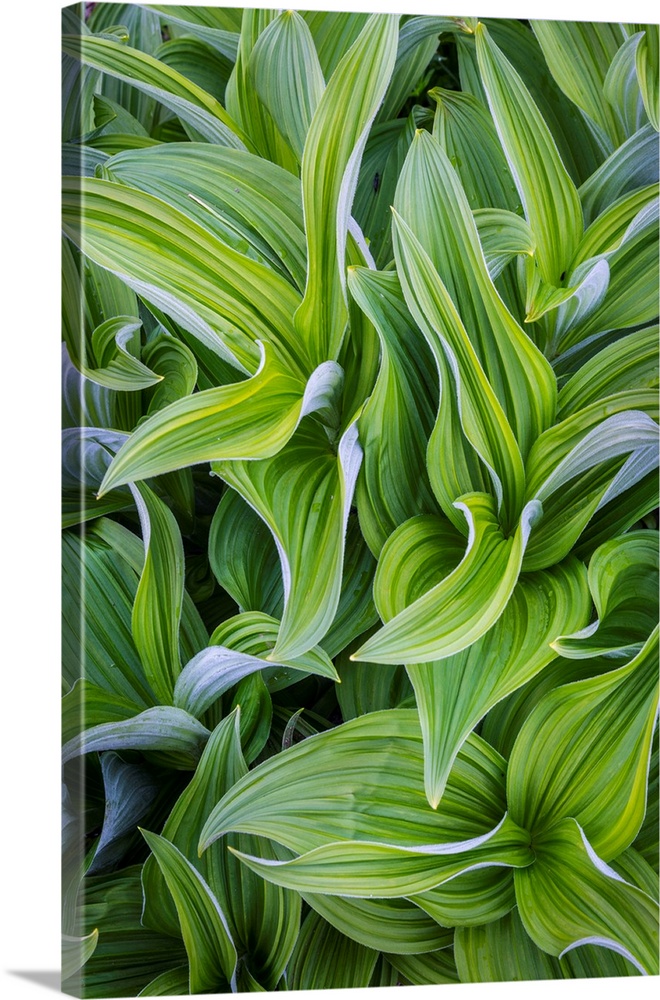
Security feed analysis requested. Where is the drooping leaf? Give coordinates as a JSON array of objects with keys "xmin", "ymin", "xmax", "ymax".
[
  {"xmin": 302, "ymin": 893, "xmax": 452, "ymax": 955},
  {"xmin": 173, "ymin": 612, "xmax": 338, "ymax": 718},
  {"xmin": 62, "ymin": 706, "xmax": 210, "ymax": 770},
  {"xmin": 98, "ymin": 346, "xmax": 343, "ymax": 494},
  {"xmin": 103, "ymin": 142, "xmax": 307, "ymax": 290}
]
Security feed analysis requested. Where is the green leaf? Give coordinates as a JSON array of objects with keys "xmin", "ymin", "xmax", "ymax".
[
  {"xmin": 138, "ymin": 967, "xmax": 190, "ymax": 996},
  {"xmin": 199, "ymin": 710, "xmax": 513, "ymax": 856},
  {"xmin": 553, "ymin": 532, "xmax": 658, "ymax": 659},
  {"xmin": 431, "ymin": 87, "xmax": 521, "ymax": 213},
  {"xmin": 319, "ymin": 512, "xmax": 380, "ymax": 659},
  {"xmin": 515, "ymin": 817, "xmax": 659, "ymax": 975},
  {"xmin": 77, "ymin": 316, "xmax": 161, "ymax": 391},
  {"xmin": 302, "ymin": 893, "xmax": 452, "ymax": 955},
  {"xmin": 249, "ymin": 11, "xmax": 325, "ymax": 163},
  {"xmin": 557, "ymin": 325, "xmax": 659, "ymax": 419},
  {"xmin": 353, "ymin": 493, "xmax": 541, "ymax": 665},
  {"xmin": 455, "ymin": 907, "xmax": 562, "ymax": 981},
  {"xmin": 391, "ymin": 211, "xmax": 527, "ymax": 531},
  {"xmin": 141, "ymin": 830, "xmax": 237, "ymax": 993},
  {"xmin": 508, "ymin": 628, "xmax": 659, "ymax": 860},
  {"xmin": 213, "ymin": 417, "xmax": 363, "ymax": 660},
  {"xmin": 413, "ymin": 865, "xmax": 517, "ymax": 928},
  {"xmin": 104, "ymin": 142, "xmax": 307, "ymax": 290},
  {"xmin": 173, "ymin": 612, "xmax": 338, "ymax": 718},
  {"xmin": 407, "ymin": 558, "xmax": 591, "ymax": 806},
  {"xmin": 578, "ymin": 123, "xmax": 658, "ymax": 226},
  {"xmin": 556, "ymin": 196, "xmax": 660, "ymax": 353},
  {"xmin": 294, "ymin": 13, "xmax": 399, "ymax": 365},
  {"xmin": 287, "ymin": 910, "xmax": 378, "ymax": 990},
  {"xmin": 386, "ymin": 949, "xmax": 459, "ymax": 986},
  {"xmin": 604, "ymin": 32, "xmax": 648, "ymax": 138},
  {"xmin": 130, "ymin": 482, "xmax": 185, "ymax": 704},
  {"xmin": 70, "ymin": 866, "xmax": 187, "ymax": 998},
  {"xmin": 62, "ymin": 930, "xmax": 99, "ymax": 982},
  {"xmin": 98, "ymin": 345, "xmax": 341, "ymax": 494},
  {"xmin": 475, "ymin": 22, "xmax": 583, "ymax": 286},
  {"xmin": 146, "ymin": 4, "xmax": 240, "ymax": 59},
  {"xmin": 522, "ymin": 397, "xmax": 659, "ymax": 570},
  {"xmin": 393, "ymin": 129, "xmax": 555, "ymax": 464},
  {"xmin": 62, "ymin": 527, "xmax": 155, "ymax": 705},
  {"xmin": 62, "ymin": 33, "xmax": 250, "ymax": 148},
  {"xmin": 348, "ymin": 267, "xmax": 438, "ymax": 556},
  {"xmin": 62, "ymin": 706, "xmax": 210, "ymax": 770},
  {"xmin": 473, "ymin": 208, "xmax": 536, "ymax": 280},
  {"xmin": 63, "ymin": 176, "xmax": 308, "ymax": 376},
  {"xmin": 208, "ymin": 488, "xmax": 283, "ymax": 618},
  {"xmin": 636, "ymin": 24, "xmax": 659, "ymax": 131},
  {"xmin": 141, "ymin": 334, "xmax": 198, "ymax": 414},
  {"xmin": 227, "ymin": 812, "xmax": 531, "ymax": 898},
  {"xmin": 378, "ymin": 17, "xmax": 462, "ymax": 124},
  {"xmin": 142, "ymin": 711, "xmax": 300, "ymax": 988},
  {"xmin": 530, "ymin": 21, "xmax": 628, "ymax": 148}
]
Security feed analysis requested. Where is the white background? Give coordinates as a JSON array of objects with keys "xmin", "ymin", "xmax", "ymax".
[{"xmin": 1, "ymin": 0, "xmax": 657, "ymax": 998}]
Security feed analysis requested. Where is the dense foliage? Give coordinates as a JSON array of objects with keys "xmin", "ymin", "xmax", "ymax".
[{"xmin": 62, "ymin": 4, "xmax": 659, "ymax": 995}]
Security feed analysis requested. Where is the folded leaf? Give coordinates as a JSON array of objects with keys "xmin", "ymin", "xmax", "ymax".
[
  {"xmin": 385, "ymin": 949, "xmax": 459, "ymax": 986},
  {"xmin": 508, "ymin": 627, "xmax": 659, "ymax": 860},
  {"xmin": 294, "ymin": 13, "xmax": 399, "ymax": 364},
  {"xmin": 62, "ymin": 33, "xmax": 250, "ymax": 148},
  {"xmin": 476, "ymin": 22, "xmax": 583, "ymax": 286},
  {"xmin": 199, "ymin": 710, "xmax": 511, "ymax": 855},
  {"xmin": 173, "ymin": 612, "xmax": 338, "ymax": 718},
  {"xmin": 407, "ymin": 558, "xmax": 590, "ymax": 806},
  {"xmin": 130, "ymin": 482, "xmax": 184, "ymax": 704},
  {"xmin": 353, "ymin": 493, "xmax": 541, "ymax": 665},
  {"xmin": 553, "ymin": 532, "xmax": 658, "ymax": 659},
  {"xmin": 578, "ymin": 123, "xmax": 659, "ymax": 225},
  {"xmin": 213, "ymin": 417, "xmax": 362, "ymax": 660},
  {"xmin": 515, "ymin": 818, "xmax": 659, "ymax": 975},
  {"xmin": 141, "ymin": 830, "xmax": 237, "ymax": 993},
  {"xmin": 393, "ymin": 129, "xmax": 555, "ymax": 463},
  {"xmin": 348, "ymin": 267, "xmax": 438, "ymax": 555},
  {"xmin": 391, "ymin": 210, "xmax": 526, "ymax": 530},
  {"xmin": 98, "ymin": 345, "xmax": 341, "ymax": 494},
  {"xmin": 229, "ymin": 813, "xmax": 531, "ymax": 898},
  {"xmin": 62, "ymin": 706, "xmax": 210, "ymax": 769}
]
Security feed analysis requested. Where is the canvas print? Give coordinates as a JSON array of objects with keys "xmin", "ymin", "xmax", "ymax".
[{"xmin": 62, "ymin": 2, "xmax": 659, "ymax": 996}]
